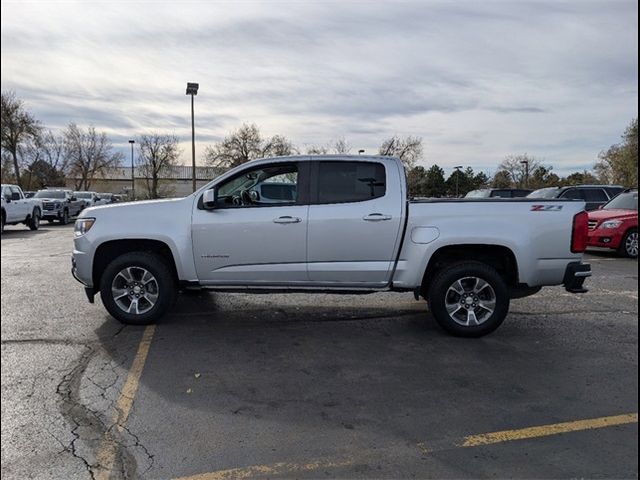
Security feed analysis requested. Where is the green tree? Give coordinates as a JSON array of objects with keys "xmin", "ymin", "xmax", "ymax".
[
  {"xmin": 595, "ymin": 118, "xmax": 638, "ymax": 187},
  {"xmin": 528, "ymin": 165, "xmax": 560, "ymax": 189},
  {"xmin": 424, "ymin": 164, "xmax": 447, "ymax": 197},
  {"xmin": 446, "ymin": 167, "xmax": 475, "ymax": 197},
  {"xmin": 407, "ymin": 166, "xmax": 427, "ymax": 197},
  {"xmin": 562, "ymin": 170, "xmax": 599, "ymax": 186}
]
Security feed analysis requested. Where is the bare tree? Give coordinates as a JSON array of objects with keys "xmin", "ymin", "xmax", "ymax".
[
  {"xmin": 204, "ymin": 123, "xmax": 297, "ymax": 170},
  {"xmin": 137, "ymin": 133, "xmax": 181, "ymax": 199},
  {"xmin": 203, "ymin": 123, "xmax": 263, "ymax": 170},
  {"xmin": 306, "ymin": 138, "xmax": 351, "ymax": 155},
  {"xmin": 1, "ymin": 91, "xmax": 41, "ymax": 187},
  {"xmin": 333, "ymin": 137, "xmax": 352, "ymax": 154},
  {"xmin": 262, "ymin": 134, "xmax": 298, "ymax": 158},
  {"xmin": 306, "ymin": 145, "xmax": 329, "ymax": 155},
  {"xmin": 64, "ymin": 123, "xmax": 122, "ymax": 190},
  {"xmin": 379, "ymin": 135, "xmax": 423, "ymax": 168},
  {"xmin": 497, "ymin": 154, "xmax": 546, "ymax": 188},
  {"xmin": 20, "ymin": 130, "xmax": 68, "ymax": 189}
]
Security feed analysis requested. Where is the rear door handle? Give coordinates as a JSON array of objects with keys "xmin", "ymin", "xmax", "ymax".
[
  {"xmin": 363, "ymin": 213, "xmax": 392, "ymax": 221},
  {"xmin": 273, "ymin": 216, "xmax": 302, "ymax": 224}
]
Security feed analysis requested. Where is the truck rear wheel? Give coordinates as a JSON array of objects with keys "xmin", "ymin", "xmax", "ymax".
[
  {"xmin": 428, "ymin": 261, "xmax": 510, "ymax": 337},
  {"xmin": 100, "ymin": 252, "xmax": 177, "ymax": 325}
]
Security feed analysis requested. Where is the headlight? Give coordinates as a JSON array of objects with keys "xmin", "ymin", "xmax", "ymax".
[
  {"xmin": 599, "ymin": 220, "xmax": 623, "ymax": 229},
  {"xmin": 74, "ymin": 218, "xmax": 95, "ymax": 237}
]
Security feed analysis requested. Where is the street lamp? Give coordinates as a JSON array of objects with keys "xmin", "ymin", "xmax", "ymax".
[
  {"xmin": 454, "ymin": 165, "xmax": 463, "ymax": 197},
  {"xmin": 520, "ymin": 159, "xmax": 530, "ymax": 188},
  {"xmin": 128, "ymin": 140, "xmax": 135, "ymax": 200},
  {"xmin": 186, "ymin": 82, "xmax": 199, "ymax": 193}
]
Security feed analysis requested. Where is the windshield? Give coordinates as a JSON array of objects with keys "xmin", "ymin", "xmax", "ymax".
[
  {"xmin": 604, "ymin": 192, "xmax": 638, "ymax": 211},
  {"xmin": 34, "ymin": 190, "xmax": 65, "ymax": 199},
  {"xmin": 528, "ymin": 188, "xmax": 560, "ymax": 199},
  {"xmin": 74, "ymin": 192, "xmax": 93, "ymax": 199}
]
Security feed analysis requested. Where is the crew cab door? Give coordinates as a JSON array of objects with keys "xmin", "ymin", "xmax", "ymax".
[
  {"xmin": 5, "ymin": 186, "xmax": 28, "ymax": 221},
  {"xmin": 306, "ymin": 159, "xmax": 404, "ymax": 286},
  {"xmin": 192, "ymin": 161, "xmax": 311, "ymax": 285}
]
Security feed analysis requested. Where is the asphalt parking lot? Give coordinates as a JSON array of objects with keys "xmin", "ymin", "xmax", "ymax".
[{"xmin": 1, "ymin": 223, "xmax": 638, "ymax": 479}]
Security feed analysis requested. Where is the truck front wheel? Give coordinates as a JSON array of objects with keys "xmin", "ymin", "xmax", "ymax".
[
  {"xmin": 100, "ymin": 252, "xmax": 177, "ymax": 325},
  {"xmin": 428, "ymin": 261, "xmax": 510, "ymax": 337},
  {"xmin": 28, "ymin": 210, "xmax": 40, "ymax": 230}
]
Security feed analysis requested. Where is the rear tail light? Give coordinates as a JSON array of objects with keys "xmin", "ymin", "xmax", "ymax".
[{"xmin": 571, "ymin": 211, "xmax": 589, "ymax": 253}]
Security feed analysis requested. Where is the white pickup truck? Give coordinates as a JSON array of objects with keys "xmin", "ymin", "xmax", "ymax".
[
  {"xmin": 72, "ymin": 155, "xmax": 591, "ymax": 337},
  {"xmin": 1, "ymin": 184, "xmax": 42, "ymax": 232}
]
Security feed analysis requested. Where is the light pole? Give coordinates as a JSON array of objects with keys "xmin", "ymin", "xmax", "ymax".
[
  {"xmin": 128, "ymin": 140, "xmax": 135, "ymax": 200},
  {"xmin": 186, "ymin": 82, "xmax": 199, "ymax": 193},
  {"xmin": 454, "ymin": 165, "xmax": 463, "ymax": 197},
  {"xmin": 520, "ymin": 159, "xmax": 530, "ymax": 188}
]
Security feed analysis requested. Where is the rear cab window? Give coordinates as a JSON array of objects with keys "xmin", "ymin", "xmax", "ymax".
[{"xmin": 314, "ymin": 161, "xmax": 386, "ymax": 204}]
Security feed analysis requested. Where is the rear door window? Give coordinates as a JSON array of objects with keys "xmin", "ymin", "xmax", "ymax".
[{"xmin": 315, "ymin": 161, "xmax": 386, "ymax": 204}]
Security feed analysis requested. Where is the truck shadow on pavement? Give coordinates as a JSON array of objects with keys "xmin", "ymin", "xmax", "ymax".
[{"xmin": 89, "ymin": 289, "xmax": 638, "ymax": 479}]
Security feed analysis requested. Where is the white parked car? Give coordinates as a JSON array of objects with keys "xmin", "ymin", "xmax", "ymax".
[
  {"xmin": 73, "ymin": 191, "xmax": 104, "ymax": 208},
  {"xmin": 1, "ymin": 184, "xmax": 43, "ymax": 232}
]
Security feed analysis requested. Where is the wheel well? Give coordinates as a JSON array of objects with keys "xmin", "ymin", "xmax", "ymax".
[
  {"xmin": 421, "ymin": 244, "xmax": 519, "ymax": 296},
  {"xmin": 93, "ymin": 239, "xmax": 178, "ymax": 290}
]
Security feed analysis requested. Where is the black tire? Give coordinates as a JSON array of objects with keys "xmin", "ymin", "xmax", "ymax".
[
  {"xmin": 618, "ymin": 228, "xmax": 638, "ymax": 258},
  {"xmin": 100, "ymin": 252, "xmax": 177, "ymax": 325},
  {"xmin": 60, "ymin": 209, "xmax": 69, "ymax": 225},
  {"xmin": 1, "ymin": 211, "xmax": 5, "ymax": 233},
  {"xmin": 28, "ymin": 209, "xmax": 40, "ymax": 231},
  {"xmin": 428, "ymin": 261, "xmax": 510, "ymax": 337}
]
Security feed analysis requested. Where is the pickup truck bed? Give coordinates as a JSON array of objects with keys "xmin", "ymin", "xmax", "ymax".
[{"xmin": 72, "ymin": 155, "xmax": 591, "ymax": 337}]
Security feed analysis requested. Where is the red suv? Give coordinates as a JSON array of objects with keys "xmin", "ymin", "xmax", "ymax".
[{"xmin": 587, "ymin": 190, "xmax": 638, "ymax": 258}]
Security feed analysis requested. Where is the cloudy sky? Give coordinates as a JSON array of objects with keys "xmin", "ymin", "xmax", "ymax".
[{"xmin": 1, "ymin": 0, "xmax": 637, "ymax": 175}]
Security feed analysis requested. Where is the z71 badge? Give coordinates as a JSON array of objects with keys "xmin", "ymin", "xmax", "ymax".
[{"xmin": 531, "ymin": 205, "xmax": 564, "ymax": 211}]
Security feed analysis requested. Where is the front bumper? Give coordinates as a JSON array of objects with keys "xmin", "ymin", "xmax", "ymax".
[
  {"xmin": 42, "ymin": 209, "xmax": 63, "ymax": 219},
  {"xmin": 563, "ymin": 261, "xmax": 591, "ymax": 293},
  {"xmin": 587, "ymin": 231, "xmax": 623, "ymax": 250}
]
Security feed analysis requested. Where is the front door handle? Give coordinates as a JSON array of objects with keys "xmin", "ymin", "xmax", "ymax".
[
  {"xmin": 273, "ymin": 216, "xmax": 302, "ymax": 224},
  {"xmin": 363, "ymin": 213, "xmax": 392, "ymax": 221}
]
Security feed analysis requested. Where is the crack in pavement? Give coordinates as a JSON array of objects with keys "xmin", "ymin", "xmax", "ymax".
[{"xmin": 54, "ymin": 328, "xmax": 154, "ymax": 480}]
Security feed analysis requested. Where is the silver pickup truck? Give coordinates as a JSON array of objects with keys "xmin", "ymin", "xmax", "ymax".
[{"xmin": 72, "ymin": 155, "xmax": 591, "ymax": 337}]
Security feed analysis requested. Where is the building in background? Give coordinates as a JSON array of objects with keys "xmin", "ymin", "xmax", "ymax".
[{"xmin": 65, "ymin": 165, "xmax": 223, "ymax": 198}]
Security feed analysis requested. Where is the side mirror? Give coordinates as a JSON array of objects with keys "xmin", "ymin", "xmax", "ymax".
[
  {"xmin": 70, "ymin": 196, "xmax": 77, "ymax": 202},
  {"xmin": 4, "ymin": 195, "xmax": 11, "ymax": 203},
  {"xmin": 598, "ymin": 205, "xmax": 604, "ymax": 210},
  {"xmin": 203, "ymin": 188, "xmax": 217, "ymax": 209},
  {"xmin": 95, "ymin": 197, "xmax": 101, "ymax": 201}
]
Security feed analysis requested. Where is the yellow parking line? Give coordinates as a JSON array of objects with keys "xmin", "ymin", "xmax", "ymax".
[
  {"xmin": 174, "ymin": 458, "xmax": 354, "ymax": 480},
  {"xmin": 459, "ymin": 413, "xmax": 638, "ymax": 448},
  {"xmin": 96, "ymin": 325, "xmax": 156, "ymax": 480}
]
